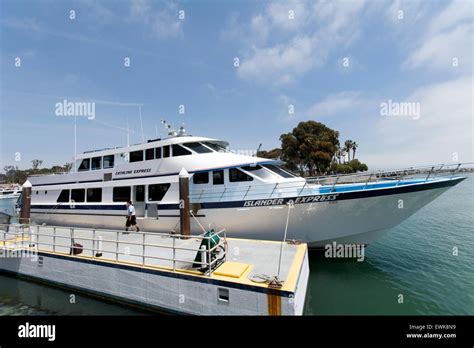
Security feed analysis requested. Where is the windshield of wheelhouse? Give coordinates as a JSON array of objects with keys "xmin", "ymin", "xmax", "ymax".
[
  {"xmin": 202, "ymin": 141, "xmax": 227, "ymax": 152},
  {"xmin": 240, "ymin": 165, "xmax": 278, "ymax": 180},
  {"xmin": 181, "ymin": 142, "xmax": 213, "ymax": 154},
  {"xmin": 262, "ymin": 164, "xmax": 297, "ymax": 178}
]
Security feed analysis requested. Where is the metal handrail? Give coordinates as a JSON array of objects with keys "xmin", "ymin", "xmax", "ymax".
[
  {"xmin": 306, "ymin": 162, "xmax": 473, "ymax": 183},
  {"xmin": 188, "ymin": 162, "xmax": 471, "ymax": 203},
  {"xmin": 0, "ymin": 224, "xmax": 227, "ymax": 276}
]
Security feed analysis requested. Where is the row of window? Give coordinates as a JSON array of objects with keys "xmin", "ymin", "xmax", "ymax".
[
  {"xmin": 193, "ymin": 168, "xmax": 253, "ymax": 185},
  {"xmin": 77, "ymin": 142, "xmax": 227, "ymax": 171},
  {"xmin": 192, "ymin": 165, "xmax": 295, "ymax": 185},
  {"xmin": 129, "ymin": 141, "xmax": 226, "ymax": 163},
  {"xmin": 56, "ymin": 184, "xmax": 170, "ymax": 203},
  {"xmin": 78, "ymin": 155, "xmax": 114, "ymax": 171},
  {"xmin": 130, "ymin": 144, "xmax": 192, "ymax": 163}
]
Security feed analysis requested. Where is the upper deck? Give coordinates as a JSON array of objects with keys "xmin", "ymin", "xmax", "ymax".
[{"xmin": 28, "ymin": 135, "xmax": 298, "ymax": 187}]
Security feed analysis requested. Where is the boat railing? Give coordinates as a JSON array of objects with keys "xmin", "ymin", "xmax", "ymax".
[
  {"xmin": 29, "ymin": 170, "xmax": 70, "ymax": 178},
  {"xmin": 189, "ymin": 162, "xmax": 472, "ymax": 202},
  {"xmin": 0, "ymin": 224, "xmax": 227, "ymax": 276},
  {"xmin": 305, "ymin": 162, "xmax": 473, "ymax": 186}
]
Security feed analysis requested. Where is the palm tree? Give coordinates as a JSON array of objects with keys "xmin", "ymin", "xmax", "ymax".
[
  {"xmin": 340, "ymin": 148, "xmax": 347, "ymax": 163},
  {"xmin": 31, "ymin": 159, "xmax": 43, "ymax": 170},
  {"xmin": 344, "ymin": 140, "xmax": 353, "ymax": 161},
  {"xmin": 352, "ymin": 141, "xmax": 358, "ymax": 160}
]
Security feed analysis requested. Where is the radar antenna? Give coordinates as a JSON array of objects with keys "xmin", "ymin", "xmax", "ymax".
[
  {"xmin": 161, "ymin": 119, "xmax": 177, "ymax": 137},
  {"xmin": 161, "ymin": 120, "xmax": 187, "ymax": 137}
]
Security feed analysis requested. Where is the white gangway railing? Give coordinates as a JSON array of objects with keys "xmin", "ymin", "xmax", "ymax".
[{"xmin": 0, "ymin": 224, "xmax": 227, "ymax": 276}]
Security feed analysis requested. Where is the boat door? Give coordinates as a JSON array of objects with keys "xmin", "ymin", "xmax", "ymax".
[{"xmin": 133, "ymin": 185, "xmax": 145, "ymax": 217}]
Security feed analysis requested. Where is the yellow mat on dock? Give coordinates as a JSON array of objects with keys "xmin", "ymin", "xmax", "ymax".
[{"xmin": 214, "ymin": 262, "xmax": 250, "ymax": 278}]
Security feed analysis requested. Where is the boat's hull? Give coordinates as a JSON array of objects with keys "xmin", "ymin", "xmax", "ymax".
[{"xmin": 30, "ymin": 177, "xmax": 464, "ymax": 248}]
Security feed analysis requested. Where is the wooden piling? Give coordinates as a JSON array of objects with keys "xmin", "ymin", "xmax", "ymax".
[
  {"xmin": 179, "ymin": 168, "xmax": 190, "ymax": 237},
  {"xmin": 19, "ymin": 180, "xmax": 32, "ymax": 224}
]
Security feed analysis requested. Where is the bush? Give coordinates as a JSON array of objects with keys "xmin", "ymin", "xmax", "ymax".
[
  {"xmin": 348, "ymin": 159, "xmax": 368, "ymax": 172},
  {"xmin": 330, "ymin": 163, "xmax": 354, "ymax": 174},
  {"xmin": 330, "ymin": 160, "xmax": 368, "ymax": 174}
]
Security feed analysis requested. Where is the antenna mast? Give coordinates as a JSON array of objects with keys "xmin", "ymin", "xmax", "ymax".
[{"xmin": 138, "ymin": 105, "xmax": 144, "ymax": 143}]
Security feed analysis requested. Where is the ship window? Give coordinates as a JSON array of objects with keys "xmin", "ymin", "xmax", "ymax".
[
  {"xmin": 163, "ymin": 146, "xmax": 170, "ymax": 158},
  {"xmin": 78, "ymin": 158, "xmax": 90, "ymax": 171},
  {"xmin": 103, "ymin": 155, "xmax": 114, "ymax": 169},
  {"xmin": 145, "ymin": 148, "xmax": 155, "ymax": 160},
  {"xmin": 130, "ymin": 150, "xmax": 143, "ymax": 163},
  {"xmin": 113, "ymin": 186, "xmax": 131, "ymax": 202},
  {"xmin": 87, "ymin": 188, "xmax": 102, "ymax": 202},
  {"xmin": 263, "ymin": 164, "xmax": 295, "ymax": 178},
  {"xmin": 148, "ymin": 183, "xmax": 171, "ymax": 201},
  {"xmin": 213, "ymin": 170, "xmax": 224, "ymax": 185},
  {"xmin": 71, "ymin": 189, "xmax": 85, "ymax": 203},
  {"xmin": 182, "ymin": 142, "xmax": 212, "ymax": 154},
  {"xmin": 203, "ymin": 142, "xmax": 227, "ymax": 152},
  {"xmin": 193, "ymin": 172, "xmax": 209, "ymax": 184},
  {"xmin": 241, "ymin": 165, "xmax": 261, "ymax": 171},
  {"xmin": 57, "ymin": 189, "xmax": 70, "ymax": 203},
  {"xmin": 91, "ymin": 156, "xmax": 102, "ymax": 170},
  {"xmin": 155, "ymin": 147, "xmax": 162, "ymax": 159},
  {"xmin": 172, "ymin": 144, "xmax": 192, "ymax": 157},
  {"xmin": 242, "ymin": 165, "xmax": 276, "ymax": 180},
  {"xmin": 135, "ymin": 185, "xmax": 145, "ymax": 202},
  {"xmin": 229, "ymin": 168, "xmax": 254, "ymax": 182}
]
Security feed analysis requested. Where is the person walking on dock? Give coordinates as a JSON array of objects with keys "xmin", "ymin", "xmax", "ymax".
[{"xmin": 125, "ymin": 201, "xmax": 140, "ymax": 232}]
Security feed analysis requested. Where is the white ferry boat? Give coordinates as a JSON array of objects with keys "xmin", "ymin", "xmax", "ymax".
[
  {"xmin": 0, "ymin": 186, "xmax": 22, "ymax": 217},
  {"xmin": 27, "ymin": 128, "xmax": 466, "ymax": 248}
]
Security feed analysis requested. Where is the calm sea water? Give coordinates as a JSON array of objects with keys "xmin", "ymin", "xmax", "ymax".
[{"xmin": 1, "ymin": 174, "xmax": 472, "ymax": 315}]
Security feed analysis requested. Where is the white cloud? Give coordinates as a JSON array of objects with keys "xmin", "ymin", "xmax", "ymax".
[
  {"xmin": 404, "ymin": 0, "xmax": 473, "ymax": 72},
  {"xmin": 427, "ymin": 0, "xmax": 473, "ymax": 35},
  {"xmin": 307, "ymin": 92, "xmax": 364, "ymax": 117},
  {"xmin": 238, "ymin": 36, "xmax": 320, "ymax": 85},
  {"xmin": 236, "ymin": 0, "xmax": 369, "ymax": 85},
  {"xmin": 385, "ymin": 0, "xmax": 428, "ymax": 24},
  {"xmin": 363, "ymin": 75, "xmax": 473, "ymax": 168},
  {"xmin": 405, "ymin": 23, "xmax": 472, "ymax": 71},
  {"xmin": 129, "ymin": 0, "xmax": 183, "ymax": 39}
]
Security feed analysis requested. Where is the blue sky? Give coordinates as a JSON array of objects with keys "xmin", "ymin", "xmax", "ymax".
[{"xmin": 1, "ymin": 0, "xmax": 472, "ymax": 171}]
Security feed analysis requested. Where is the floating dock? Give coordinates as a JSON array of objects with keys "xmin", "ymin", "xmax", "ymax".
[{"xmin": 0, "ymin": 224, "xmax": 309, "ymax": 315}]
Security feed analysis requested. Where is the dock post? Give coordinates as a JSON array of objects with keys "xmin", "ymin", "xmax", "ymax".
[
  {"xmin": 19, "ymin": 180, "xmax": 32, "ymax": 225},
  {"xmin": 179, "ymin": 168, "xmax": 190, "ymax": 238}
]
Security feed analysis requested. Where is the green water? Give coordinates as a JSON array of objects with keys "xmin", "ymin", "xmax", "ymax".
[
  {"xmin": 1, "ymin": 175, "xmax": 472, "ymax": 315},
  {"xmin": 305, "ymin": 173, "xmax": 474, "ymax": 315}
]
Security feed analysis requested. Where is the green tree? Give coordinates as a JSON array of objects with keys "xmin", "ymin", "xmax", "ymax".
[
  {"xmin": 31, "ymin": 159, "xmax": 43, "ymax": 170},
  {"xmin": 344, "ymin": 140, "xmax": 354, "ymax": 161},
  {"xmin": 348, "ymin": 159, "xmax": 368, "ymax": 172},
  {"xmin": 352, "ymin": 141, "xmax": 358, "ymax": 160},
  {"xmin": 257, "ymin": 148, "xmax": 282, "ymax": 159},
  {"xmin": 280, "ymin": 121, "xmax": 340, "ymax": 175}
]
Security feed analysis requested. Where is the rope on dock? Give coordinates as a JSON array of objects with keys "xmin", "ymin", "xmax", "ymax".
[{"xmin": 250, "ymin": 274, "xmax": 283, "ymax": 289}]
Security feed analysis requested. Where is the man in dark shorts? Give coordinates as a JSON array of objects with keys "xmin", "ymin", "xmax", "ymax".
[{"xmin": 125, "ymin": 201, "xmax": 140, "ymax": 232}]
